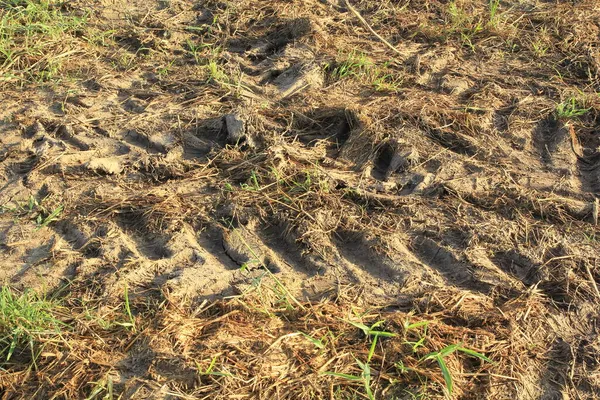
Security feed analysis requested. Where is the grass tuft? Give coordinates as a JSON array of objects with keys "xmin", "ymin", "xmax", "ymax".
[
  {"xmin": 0, "ymin": 0, "xmax": 86, "ymax": 83},
  {"xmin": 0, "ymin": 287, "xmax": 64, "ymax": 363},
  {"xmin": 327, "ymin": 51, "xmax": 373, "ymax": 80},
  {"xmin": 555, "ymin": 97, "xmax": 590, "ymax": 120}
]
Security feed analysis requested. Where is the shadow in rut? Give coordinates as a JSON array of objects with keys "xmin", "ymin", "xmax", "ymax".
[
  {"xmin": 114, "ymin": 211, "xmax": 173, "ymax": 260},
  {"xmin": 334, "ymin": 230, "xmax": 408, "ymax": 284},
  {"xmin": 181, "ymin": 116, "xmax": 227, "ymax": 160},
  {"xmin": 492, "ymin": 250, "xmax": 545, "ymax": 287},
  {"xmin": 11, "ymin": 241, "xmax": 54, "ymax": 283},
  {"xmin": 258, "ymin": 224, "xmax": 323, "ymax": 277},
  {"xmin": 290, "ymin": 107, "xmax": 354, "ymax": 155},
  {"xmin": 227, "ymin": 16, "xmax": 312, "ymax": 62},
  {"xmin": 493, "ymin": 98, "xmax": 519, "ymax": 133},
  {"xmin": 572, "ymin": 115, "xmax": 600, "ymax": 196},
  {"xmin": 533, "ymin": 115, "xmax": 568, "ymax": 166},
  {"xmin": 539, "ymin": 338, "xmax": 572, "ymax": 400},
  {"xmin": 410, "ymin": 235, "xmax": 492, "ymax": 294}
]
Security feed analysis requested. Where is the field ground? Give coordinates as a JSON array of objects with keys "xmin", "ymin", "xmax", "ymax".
[{"xmin": 1, "ymin": 0, "xmax": 600, "ymax": 398}]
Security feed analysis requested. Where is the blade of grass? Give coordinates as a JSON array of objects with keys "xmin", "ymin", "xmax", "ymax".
[
  {"xmin": 299, "ymin": 332, "xmax": 325, "ymax": 349},
  {"xmin": 457, "ymin": 347, "xmax": 493, "ymax": 363},
  {"xmin": 323, "ymin": 371, "xmax": 363, "ymax": 381},
  {"xmin": 437, "ymin": 354, "xmax": 453, "ymax": 395},
  {"xmin": 406, "ymin": 320, "xmax": 431, "ymax": 330},
  {"xmin": 123, "ymin": 284, "xmax": 136, "ymax": 333},
  {"xmin": 368, "ymin": 335, "xmax": 378, "ymax": 362}
]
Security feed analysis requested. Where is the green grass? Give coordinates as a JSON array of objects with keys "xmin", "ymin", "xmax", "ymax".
[
  {"xmin": 156, "ymin": 59, "xmax": 175, "ymax": 78},
  {"xmin": 401, "ymin": 319, "xmax": 493, "ymax": 396},
  {"xmin": 240, "ymin": 170, "xmax": 261, "ymax": 191},
  {"xmin": 488, "ymin": 0, "xmax": 501, "ymax": 29},
  {"xmin": 325, "ymin": 52, "xmax": 402, "ymax": 92},
  {"xmin": 184, "ymin": 39, "xmax": 231, "ymax": 84},
  {"xmin": 196, "ymin": 354, "xmax": 234, "ymax": 378},
  {"xmin": 327, "ymin": 51, "xmax": 373, "ymax": 80},
  {"xmin": 531, "ymin": 39, "xmax": 549, "ymax": 58},
  {"xmin": 346, "ymin": 319, "xmax": 396, "ymax": 362},
  {"xmin": 324, "ymin": 357, "xmax": 375, "ymax": 400},
  {"xmin": 404, "ymin": 319, "xmax": 431, "ymax": 353},
  {"xmin": 85, "ymin": 375, "xmax": 115, "ymax": 400},
  {"xmin": 446, "ymin": 1, "xmax": 483, "ymax": 51},
  {"xmin": 120, "ymin": 283, "xmax": 136, "ymax": 332},
  {"xmin": 422, "ymin": 344, "xmax": 493, "ymax": 396},
  {"xmin": 206, "ymin": 59, "xmax": 229, "ymax": 83},
  {"xmin": 185, "ymin": 39, "xmax": 208, "ymax": 64},
  {"xmin": 325, "ymin": 317, "xmax": 493, "ymax": 399},
  {"xmin": 371, "ymin": 64, "xmax": 403, "ymax": 93},
  {"xmin": 35, "ymin": 203, "xmax": 63, "ymax": 230},
  {"xmin": 1, "ymin": 195, "xmax": 64, "ymax": 230},
  {"xmin": 0, "ymin": 286, "xmax": 64, "ymax": 363},
  {"xmin": 0, "ymin": 193, "xmax": 36, "ymax": 214},
  {"xmin": 556, "ymin": 97, "xmax": 590, "ymax": 120},
  {"xmin": 0, "ymin": 0, "xmax": 86, "ymax": 83},
  {"xmin": 235, "ymin": 167, "xmax": 331, "ymax": 196}
]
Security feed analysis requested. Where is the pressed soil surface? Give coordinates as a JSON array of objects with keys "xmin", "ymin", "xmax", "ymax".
[{"xmin": 2, "ymin": 0, "xmax": 600, "ymax": 398}]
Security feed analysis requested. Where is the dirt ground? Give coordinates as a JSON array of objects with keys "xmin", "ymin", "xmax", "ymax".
[{"xmin": 2, "ymin": 0, "xmax": 600, "ymax": 398}]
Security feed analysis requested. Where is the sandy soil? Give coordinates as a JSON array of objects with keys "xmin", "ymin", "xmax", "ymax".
[{"xmin": 2, "ymin": 0, "xmax": 600, "ymax": 398}]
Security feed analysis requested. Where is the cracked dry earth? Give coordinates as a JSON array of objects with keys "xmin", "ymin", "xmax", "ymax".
[{"xmin": 2, "ymin": 0, "xmax": 600, "ymax": 398}]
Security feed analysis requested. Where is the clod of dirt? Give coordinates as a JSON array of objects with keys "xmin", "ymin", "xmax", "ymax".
[
  {"xmin": 411, "ymin": 173, "xmax": 435, "ymax": 195},
  {"xmin": 224, "ymin": 112, "xmax": 255, "ymax": 149},
  {"xmin": 222, "ymin": 226, "xmax": 279, "ymax": 273},
  {"xmin": 86, "ymin": 157, "xmax": 123, "ymax": 175},
  {"xmin": 124, "ymin": 130, "xmax": 167, "ymax": 154},
  {"xmin": 252, "ymin": 44, "xmax": 322, "ymax": 100},
  {"xmin": 372, "ymin": 140, "xmax": 419, "ymax": 181},
  {"xmin": 441, "ymin": 75, "xmax": 472, "ymax": 95},
  {"xmin": 57, "ymin": 125, "xmax": 91, "ymax": 151},
  {"xmin": 31, "ymin": 135, "xmax": 66, "ymax": 157},
  {"xmin": 266, "ymin": 17, "xmax": 312, "ymax": 54},
  {"xmin": 66, "ymin": 96, "xmax": 93, "ymax": 108},
  {"xmin": 24, "ymin": 121, "xmax": 46, "ymax": 138},
  {"xmin": 272, "ymin": 63, "xmax": 323, "ymax": 99},
  {"xmin": 123, "ymin": 98, "xmax": 146, "ymax": 114},
  {"xmin": 222, "ymin": 227, "xmax": 262, "ymax": 266}
]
